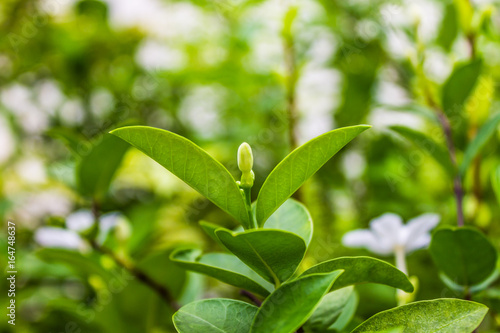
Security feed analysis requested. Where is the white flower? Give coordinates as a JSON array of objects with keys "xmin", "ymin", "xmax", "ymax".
[
  {"xmin": 34, "ymin": 227, "xmax": 87, "ymax": 251},
  {"xmin": 66, "ymin": 210, "xmax": 95, "ymax": 232},
  {"xmin": 342, "ymin": 213, "xmax": 440, "ymax": 256},
  {"xmin": 66, "ymin": 209, "xmax": 123, "ymax": 244}
]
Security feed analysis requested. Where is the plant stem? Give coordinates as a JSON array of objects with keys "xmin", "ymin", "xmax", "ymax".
[
  {"xmin": 91, "ymin": 241, "xmax": 179, "ymax": 310},
  {"xmin": 423, "ymin": 83, "xmax": 465, "ymax": 227},
  {"xmin": 283, "ymin": 31, "xmax": 298, "ymax": 151},
  {"xmin": 283, "ymin": 20, "xmax": 303, "ymax": 203},
  {"xmin": 395, "ymin": 246, "xmax": 409, "ymax": 306},
  {"xmin": 90, "ymin": 201, "xmax": 179, "ymax": 309},
  {"xmin": 241, "ymin": 187, "xmax": 257, "ymax": 229},
  {"xmin": 436, "ymin": 112, "xmax": 465, "ymax": 226}
]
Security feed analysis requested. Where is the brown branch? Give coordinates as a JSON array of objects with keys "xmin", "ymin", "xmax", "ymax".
[
  {"xmin": 283, "ymin": 36, "xmax": 298, "ymax": 151},
  {"xmin": 91, "ymin": 241, "xmax": 179, "ymax": 310},
  {"xmin": 90, "ymin": 200, "xmax": 179, "ymax": 309},
  {"xmin": 424, "ymin": 86, "xmax": 465, "ymax": 226},
  {"xmin": 436, "ymin": 112, "xmax": 465, "ymax": 226}
]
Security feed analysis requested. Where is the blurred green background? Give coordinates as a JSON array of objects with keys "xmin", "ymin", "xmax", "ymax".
[{"xmin": 1, "ymin": 0, "xmax": 500, "ymax": 331}]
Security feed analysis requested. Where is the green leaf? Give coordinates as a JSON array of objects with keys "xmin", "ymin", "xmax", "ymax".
[
  {"xmin": 437, "ymin": 3, "xmax": 458, "ymax": 52},
  {"xmin": 173, "ymin": 298, "xmax": 258, "ymax": 333},
  {"xmin": 429, "ymin": 227, "xmax": 497, "ymax": 286},
  {"xmin": 199, "ymin": 220, "xmax": 226, "ymax": 247},
  {"xmin": 300, "ymin": 257, "xmax": 414, "ymax": 293},
  {"xmin": 255, "ymin": 125, "xmax": 370, "ymax": 225},
  {"xmin": 170, "ymin": 248, "xmax": 272, "ymax": 297},
  {"xmin": 442, "ymin": 59, "xmax": 482, "ymax": 116},
  {"xmin": 351, "ymin": 299, "xmax": 488, "ymax": 333},
  {"xmin": 329, "ymin": 288, "xmax": 359, "ymax": 332},
  {"xmin": 305, "ymin": 286, "xmax": 358, "ymax": 332},
  {"xmin": 460, "ymin": 112, "xmax": 500, "ymax": 176},
  {"xmin": 492, "ymin": 165, "xmax": 500, "ymax": 205},
  {"xmin": 215, "ymin": 229, "xmax": 306, "ymax": 285},
  {"xmin": 77, "ymin": 134, "xmax": 129, "ymax": 201},
  {"xmin": 250, "ymin": 271, "xmax": 343, "ymax": 333},
  {"xmin": 36, "ymin": 248, "xmax": 112, "ymax": 279},
  {"xmin": 390, "ymin": 126, "xmax": 455, "ymax": 177},
  {"xmin": 110, "ymin": 126, "xmax": 250, "ymax": 228},
  {"xmin": 47, "ymin": 127, "xmax": 90, "ymax": 157},
  {"xmin": 263, "ymin": 198, "xmax": 313, "ymax": 247}
]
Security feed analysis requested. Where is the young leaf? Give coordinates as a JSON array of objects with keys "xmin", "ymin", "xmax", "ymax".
[
  {"xmin": 460, "ymin": 112, "xmax": 500, "ymax": 176},
  {"xmin": 442, "ymin": 59, "xmax": 482, "ymax": 116},
  {"xmin": 215, "ymin": 229, "xmax": 306, "ymax": 285},
  {"xmin": 390, "ymin": 126, "xmax": 455, "ymax": 177},
  {"xmin": 110, "ymin": 126, "xmax": 250, "ymax": 228},
  {"xmin": 300, "ymin": 257, "xmax": 414, "ymax": 293},
  {"xmin": 262, "ymin": 198, "xmax": 313, "ymax": 247},
  {"xmin": 329, "ymin": 288, "xmax": 358, "ymax": 332},
  {"xmin": 255, "ymin": 125, "xmax": 370, "ymax": 225},
  {"xmin": 305, "ymin": 286, "xmax": 358, "ymax": 332},
  {"xmin": 77, "ymin": 134, "xmax": 129, "ymax": 201},
  {"xmin": 173, "ymin": 298, "xmax": 258, "ymax": 333},
  {"xmin": 170, "ymin": 248, "xmax": 272, "ymax": 297},
  {"xmin": 250, "ymin": 271, "xmax": 343, "ymax": 333},
  {"xmin": 429, "ymin": 227, "xmax": 497, "ymax": 286},
  {"xmin": 351, "ymin": 299, "xmax": 488, "ymax": 332}
]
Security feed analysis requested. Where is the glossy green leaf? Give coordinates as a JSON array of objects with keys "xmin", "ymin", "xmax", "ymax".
[
  {"xmin": 110, "ymin": 126, "xmax": 250, "ymax": 228},
  {"xmin": 170, "ymin": 248, "xmax": 272, "ymax": 296},
  {"xmin": 255, "ymin": 125, "xmax": 370, "ymax": 225},
  {"xmin": 429, "ymin": 227, "xmax": 497, "ymax": 286},
  {"xmin": 199, "ymin": 220, "xmax": 226, "ymax": 247},
  {"xmin": 351, "ymin": 299, "xmax": 488, "ymax": 333},
  {"xmin": 262, "ymin": 198, "xmax": 313, "ymax": 247},
  {"xmin": 442, "ymin": 59, "xmax": 482, "ymax": 116},
  {"xmin": 390, "ymin": 126, "xmax": 455, "ymax": 177},
  {"xmin": 300, "ymin": 257, "xmax": 414, "ymax": 293},
  {"xmin": 77, "ymin": 134, "xmax": 129, "ymax": 200},
  {"xmin": 173, "ymin": 298, "xmax": 258, "ymax": 333},
  {"xmin": 305, "ymin": 286, "xmax": 358, "ymax": 332},
  {"xmin": 250, "ymin": 271, "xmax": 343, "ymax": 333},
  {"xmin": 215, "ymin": 229, "xmax": 306, "ymax": 285},
  {"xmin": 460, "ymin": 112, "xmax": 500, "ymax": 176}
]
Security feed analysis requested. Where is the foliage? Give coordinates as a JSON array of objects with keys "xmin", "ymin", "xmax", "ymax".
[{"xmin": 1, "ymin": 0, "xmax": 500, "ymax": 332}]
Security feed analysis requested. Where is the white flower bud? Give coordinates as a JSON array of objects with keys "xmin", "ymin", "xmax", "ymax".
[{"xmin": 238, "ymin": 142, "xmax": 253, "ymax": 173}]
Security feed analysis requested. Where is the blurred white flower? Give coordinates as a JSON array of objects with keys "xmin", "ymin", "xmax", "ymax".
[
  {"xmin": 66, "ymin": 210, "xmax": 95, "ymax": 232},
  {"xmin": 342, "ymin": 213, "xmax": 440, "ymax": 256},
  {"xmin": 135, "ymin": 39, "xmax": 186, "ymax": 71},
  {"xmin": 11, "ymin": 189, "xmax": 74, "ymax": 227},
  {"xmin": 0, "ymin": 115, "xmax": 15, "ymax": 164},
  {"xmin": 66, "ymin": 209, "xmax": 123, "ymax": 243},
  {"xmin": 34, "ymin": 227, "xmax": 87, "ymax": 251},
  {"xmin": 14, "ymin": 156, "xmax": 47, "ymax": 184},
  {"xmin": 34, "ymin": 210, "xmax": 125, "ymax": 251}
]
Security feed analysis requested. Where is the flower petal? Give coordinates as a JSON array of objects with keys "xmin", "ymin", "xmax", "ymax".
[
  {"xmin": 405, "ymin": 234, "xmax": 432, "ymax": 253},
  {"xmin": 66, "ymin": 209, "xmax": 94, "ymax": 232},
  {"xmin": 403, "ymin": 213, "xmax": 440, "ymax": 251},
  {"xmin": 369, "ymin": 213, "xmax": 403, "ymax": 248},
  {"xmin": 342, "ymin": 229, "xmax": 393, "ymax": 256},
  {"xmin": 34, "ymin": 227, "xmax": 85, "ymax": 251}
]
